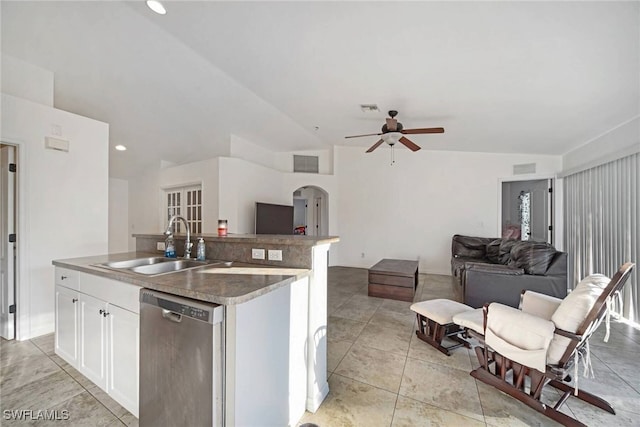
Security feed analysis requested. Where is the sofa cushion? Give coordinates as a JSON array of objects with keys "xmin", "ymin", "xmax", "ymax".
[
  {"xmin": 499, "ymin": 239, "xmax": 519, "ymax": 264},
  {"xmin": 509, "ymin": 241, "xmax": 556, "ymax": 275},
  {"xmin": 486, "ymin": 239, "xmax": 502, "ymax": 263},
  {"xmin": 452, "ymin": 235, "xmax": 492, "ymax": 259}
]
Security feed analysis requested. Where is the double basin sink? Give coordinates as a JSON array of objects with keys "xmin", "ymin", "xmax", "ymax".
[{"xmin": 97, "ymin": 257, "xmax": 232, "ymax": 276}]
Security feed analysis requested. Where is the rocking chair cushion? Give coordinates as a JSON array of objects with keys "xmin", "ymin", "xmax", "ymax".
[
  {"xmin": 547, "ymin": 273, "xmax": 610, "ymax": 364},
  {"xmin": 485, "ymin": 303, "xmax": 555, "ymax": 372},
  {"xmin": 520, "ymin": 291, "xmax": 563, "ymax": 320}
]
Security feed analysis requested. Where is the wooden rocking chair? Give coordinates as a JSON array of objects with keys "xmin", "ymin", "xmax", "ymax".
[{"xmin": 470, "ymin": 262, "xmax": 635, "ymax": 427}]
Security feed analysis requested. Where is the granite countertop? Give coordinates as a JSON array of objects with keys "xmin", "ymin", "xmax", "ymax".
[
  {"xmin": 52, "ymin": 252, "xmax": 310, "ymax": 305},
  {"xmin": 132, "ymin": 233, "xmax": 339, "ymax": 246}
]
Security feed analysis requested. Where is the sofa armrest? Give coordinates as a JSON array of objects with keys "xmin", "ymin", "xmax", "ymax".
[
  {"xmin": 465, "ymin": 262, "xmax": 524, "ymax": 275},
  {"xmin": 520, "ymin": 291, "xmax": 563, "ymax": 320},
  {"xmin": 463, "ymin": 269, "xmax": 568, "ymax": 308}
]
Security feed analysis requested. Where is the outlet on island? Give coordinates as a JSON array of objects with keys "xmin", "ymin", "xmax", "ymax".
[
  {"xmin": 268, "ymin": 249, "xmax": 283, "ymax": 261},
  {"xmin": 157, "ymin": 241, "xmax": 166, "ymax": 251},
  {"xmin": 252, "ymin": 248, "xmax": 265, "ymax": 260}
]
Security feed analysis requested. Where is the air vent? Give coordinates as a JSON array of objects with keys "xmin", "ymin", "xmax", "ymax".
[
  {"xmin": 360, "ymin": 104, "xmax": 379, "ymax": 112},
  {"xmin": 513, "ymin": 163, "xmax": 536, "ymax": 175},
  {"xmin": 293, "ymin": 155, "xmax": 319, "ymax": 174}
]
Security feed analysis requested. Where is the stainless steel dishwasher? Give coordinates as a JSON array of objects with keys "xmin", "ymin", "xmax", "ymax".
[{"xmin": 139, "ymin": 289, "xmax": 224, "ymax": 427}]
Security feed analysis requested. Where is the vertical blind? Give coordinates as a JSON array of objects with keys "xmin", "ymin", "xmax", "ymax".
[{"xmin": 564, "ymin": 152, "xmax": 639, "ymax": 321}]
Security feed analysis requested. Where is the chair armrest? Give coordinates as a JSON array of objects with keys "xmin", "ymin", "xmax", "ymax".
[
  {"xmin": 520, "ymin": 291, "xmax": 563, "ymax": 320},
  {"xmin": 485, "ymin": 303, "xmax": 556, "ymax": 372},
  {"xmin": 465, "ymin": 262, "xmax": 525, "ymax": 275}
]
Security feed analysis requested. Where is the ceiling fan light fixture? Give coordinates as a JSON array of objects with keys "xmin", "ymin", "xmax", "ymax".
[
  {"xmin": 382, "ymin": 132, "xmax": 402, "ymax": 146},
  {"xmin": 146, "ymin": 0, "xmax": 167, "ymax": 15}
]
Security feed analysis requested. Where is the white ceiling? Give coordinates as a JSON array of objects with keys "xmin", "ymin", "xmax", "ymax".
[{"xmin": 2, "ymin": 1, "xmax": 639, "ymax": 178}]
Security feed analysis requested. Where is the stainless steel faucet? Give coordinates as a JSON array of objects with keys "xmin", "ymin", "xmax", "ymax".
[{"xmin": 165, "ymin": 215, "xmax": 193, "ymax": 259}]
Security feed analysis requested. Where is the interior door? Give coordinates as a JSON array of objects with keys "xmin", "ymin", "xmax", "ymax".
[
  {"xmin": 529, "ymin": 179, "xmax": 552, "ymax": 242},
  {"xmin": 0, "ymin": 144, "xmax": 16, "ymax": 339}
]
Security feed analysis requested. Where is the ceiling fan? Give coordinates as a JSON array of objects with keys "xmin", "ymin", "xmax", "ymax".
[{"xmin": 345, "ymin": 110, "xmax": 444, "ymax": 153}]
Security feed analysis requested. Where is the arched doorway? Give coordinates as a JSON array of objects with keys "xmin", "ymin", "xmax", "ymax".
[{"xmin": 292, "ymin": 186, "xmax": 329, "ymax": 236}]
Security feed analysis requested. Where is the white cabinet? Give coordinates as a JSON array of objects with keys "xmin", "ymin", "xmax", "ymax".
[
  {"xmin": 107, "ymin": 304, "xmax": 139, "ymax": 416},
  {"xmin": 55, "ymin": 284, "xmax": 79, "ymax": 366},
  {"xmin": 78, "ymin": 292, "xmax": 108, "ymax": 390},
  {"xmin": 55, "ymin": 268, "xmax": 140, "ymax": 417}
]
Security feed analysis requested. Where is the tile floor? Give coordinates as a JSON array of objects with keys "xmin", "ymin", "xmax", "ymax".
[
  {"xmin": 298, "ymin": 266, "xmax": 640, "ymax": 427},
  {"xmin": 1, "ymin": 267, "xmax": 639, "ymax": 426}
]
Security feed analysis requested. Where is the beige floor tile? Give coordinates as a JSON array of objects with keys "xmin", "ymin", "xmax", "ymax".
[
  {"xmin": 327, "ymin": 316, "xmax": 367, "ymax": 342},
  {"xmin": 86, "ymin": 385, "xmax": 129, "ymax": 419},
  {"xmin": 379, "ymin": 299, "xmax": 414, "ymax": 315},
  {"xmin": 392, "ymin": 395, "xmax": 486, "ymax": 427},
  {"xmin": 29, "ymin": 391, "xmax": 123, "ymax": 427},
  {"xmin": 399, "ymin": 357, "xmax": 484, "ymax": 422},
  {"xmin": 0, "ymin": 353, "xmax": 61, "ymax": 393},
  {"xmin": 566, "ymin": 394, "xmax": 640, "ymax": 426},
  {"xmin": 0, "ymin": 339, "xmax": 45, "ymax": 368},
  {"xmin": 327, "ymin": 339, "xmax": 353, "ymax": 373},
  {"xmin": 369, "ymin": 308, "xmax": 416, "ymax": 331},
  {"xmin": 407, "ymin": 334, "xmax": 472, "ymax": 371},
  {"xmin": 298, "ymin": 374, "xmax": 397, "ymax": 427},
  {"xmin": 1, "ymin": 370, "xmax": 84, "ymax": 412},
  {"xmin": 356, "ymin": 323, "xmax": 413, "ymax": 357},
  {"xmin": 332, "ymin": 294, "xmax": 383, "ymax": 323},
  {"xmin": 31, "ymin": 333, "xmax": 55, "ymax": 356},
  {"xmin": 477, "ymin": 381, "xmax": 565, "ymax": 427},
  {"xmin": 120, "ymin": 412, "xmax": 139, "ymax": 427},
  {"xmin": 334, "ymin": 345, "xmax": 406, "ymax": 393}
]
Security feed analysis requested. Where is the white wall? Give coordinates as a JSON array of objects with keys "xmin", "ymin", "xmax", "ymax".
[
  {"xmin": 1, "ymin": 54, "xmax": 53, "ymax": 107},
  {"xmin": 334, "ymin": 146, "xmax": 562, "ymax": 274},
  {"xmin": 109, "ymin": 178, "xmax": 130, "ymax": 252},
  {"xmin": 1, "ymin": 94, "xmax": 109, "ymax": 339},
  {"xmin": 128, "ymin": 158, "xmax": 220, "ymax": 235},
  {"xmin": 562, "ymin": 116, "xmax": 640, "ymax": 173},
  {"xmin": 218, "ymin": 157, "xmax": 289, "ymax": 234},
  {"xmin": 230, "ymin": 134, "xmax": 276, "ymax": 170}
]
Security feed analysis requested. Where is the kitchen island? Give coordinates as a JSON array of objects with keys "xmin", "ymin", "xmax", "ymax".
[{"xmin": 53, "ymin": 233, "xmax": 338, "ymax": 426}]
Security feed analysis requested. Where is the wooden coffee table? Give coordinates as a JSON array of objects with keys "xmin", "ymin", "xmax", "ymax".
[{"xmin": 368, "ymin": 259, "xmax": 419, "ymax": 302}]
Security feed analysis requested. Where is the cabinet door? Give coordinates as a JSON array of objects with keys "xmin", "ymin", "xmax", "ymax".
[
  {"xmin": 79, "ymin": 293, "xmax": 108, "ymax": 390},
  {"xmin": 55, "ymin": 285, "xmax": 79, "ymax": 367},
  {"xmin": 107, "ymin": 304, "xmax": 139, "ymax": 417}
]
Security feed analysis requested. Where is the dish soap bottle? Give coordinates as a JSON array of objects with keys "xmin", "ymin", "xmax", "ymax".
[
  {"xmin": 164, "ymin": 234, "xmax": 176, "ymax": 258},
  {"xmin": 196, "ymin": 237, "xmax": 206, "ymax": 261}
]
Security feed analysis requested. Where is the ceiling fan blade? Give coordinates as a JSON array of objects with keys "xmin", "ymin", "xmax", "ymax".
[
  {"xmin": 401, "ymin": 127, "xmax": 445, "ymax": 135},
  {"xmin": 386, "ymin": 118, "xmax": 398, "ymax": 132},
  {"xmin": 366, "ymin": 139, "xmax": 384, "ymax": 153},
  {"xmin": 345, "ymin": 132, "xmax": 383, "ymax": 139},
  {"xmin": 399, "ymin": 136, "xmax": 421, "ymax": 152}
]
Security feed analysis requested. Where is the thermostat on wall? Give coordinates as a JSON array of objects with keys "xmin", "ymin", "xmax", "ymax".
[{"xmin": 45, "ymin": 136, "xmax": 70, "ymax": 152}]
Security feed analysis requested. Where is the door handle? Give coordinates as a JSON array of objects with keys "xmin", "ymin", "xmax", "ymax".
[
  {"xmin": 162, "ymin": 309, "xmax": 182, "ymax": 323},
  {"xmin": 72, "ymin": 298, "xmax": 78, "ymax": 303}
]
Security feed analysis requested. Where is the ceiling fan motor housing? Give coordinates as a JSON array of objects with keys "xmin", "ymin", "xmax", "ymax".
[{"xmin": 382, "ymin": 122, "xmax": 403, "ymax": 133}]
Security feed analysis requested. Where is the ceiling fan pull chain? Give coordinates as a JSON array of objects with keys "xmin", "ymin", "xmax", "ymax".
[{"xmin": 391, "ymin": 145, "xmax": 395, "ymax": 165}]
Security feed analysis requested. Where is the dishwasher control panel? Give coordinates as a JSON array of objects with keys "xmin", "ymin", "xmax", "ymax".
[{"xmin": 141, "ymin": 290, "xmax": 221, "ymax": 324}]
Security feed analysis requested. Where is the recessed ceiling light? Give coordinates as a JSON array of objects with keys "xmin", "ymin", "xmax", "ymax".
[
  {"xmin": 146, "ymin": 0, "xmax": 166, "ymax": 15},
  {"xmin": 115, "ymin": 145, "xmax": 127, "ymax": 151}
]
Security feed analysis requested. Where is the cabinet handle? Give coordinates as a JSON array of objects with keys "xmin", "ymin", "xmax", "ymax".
[
  {"xmin": 72, "ymin": 298, "xmax": 78, "ymax": 303},
  {"xmin": 61, "ymin": 275, "xmax": 68, "ymax": 280},
  {"xmin": 99, "ymin": 309, "xmax": 104, "ymax": 315}
]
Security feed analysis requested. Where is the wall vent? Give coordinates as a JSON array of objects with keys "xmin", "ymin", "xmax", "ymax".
[
  {"xmin": 513, "ymin": 163, "xmax": 536, "ymax": 175},
  {"xmin": 293, "ymin": 155, "xmax": 319, "ymax": 174}
]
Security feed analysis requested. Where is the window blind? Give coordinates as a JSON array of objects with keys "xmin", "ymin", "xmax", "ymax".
[{"xmin": 564, "ymin": 153, "xmax": 639, "ymax": 321}]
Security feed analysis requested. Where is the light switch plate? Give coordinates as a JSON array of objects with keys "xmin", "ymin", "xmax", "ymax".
[
  {"xmin": 268, "ymin": 249, "xmax": 283, "ymax": 261},
  {"xmin": 252, "ymin": 248, "xmax": 265, "ymax": 260},
  {"xmin": 157, "ymin": 241, "xmax": 166, "ymax": 251}
]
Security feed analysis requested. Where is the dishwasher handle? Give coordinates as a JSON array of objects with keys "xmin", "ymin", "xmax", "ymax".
[{"xmin": 162, "ymin": 309, "xmax": 183, "ymax": 323}]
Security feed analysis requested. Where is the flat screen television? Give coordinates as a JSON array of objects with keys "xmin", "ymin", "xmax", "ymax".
[{"xmin": 255, "ymin": 202, "xmax": 294, "ymax": 235}]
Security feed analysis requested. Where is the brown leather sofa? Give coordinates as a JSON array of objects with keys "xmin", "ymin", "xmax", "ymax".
[{"xmin": 451, "ymin": 234, "xmax": 568, "ymax": 308}]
